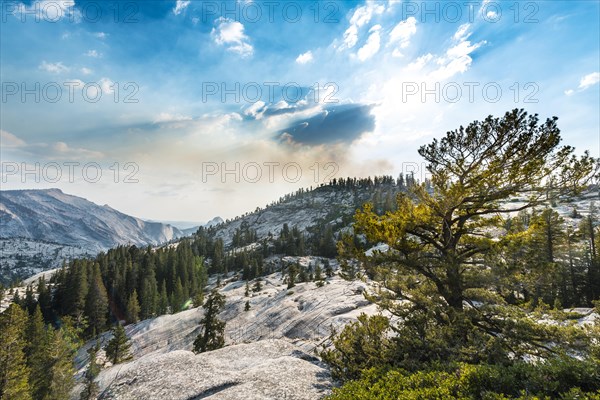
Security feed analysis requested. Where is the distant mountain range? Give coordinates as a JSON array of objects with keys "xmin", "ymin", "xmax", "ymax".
[
  {"xmin": 3, "ymin": 183, "xmax": 595, "ymax": 285},
  {"xmin": 146, "ymin": 217, "xmax": 224, "ymax": 234},
  {"xmin": 0, "ymin": 189, "xmax": 220, "ymax": 283}
]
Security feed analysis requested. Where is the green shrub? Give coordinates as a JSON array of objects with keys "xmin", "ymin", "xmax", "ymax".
[
  {"xmin": 319, "ymin": 314, "xmax": 393, "ymax": 381},
  {"xmin": 326, "ymin": 357, "xmax": 600, "ymax": 400}
]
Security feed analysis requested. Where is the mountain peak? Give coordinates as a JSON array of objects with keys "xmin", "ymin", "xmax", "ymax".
[
  {"xmin": 0, "ymin": 189, "xmax": 187, "ymax": 283},
  {"xmin": 205, "ymin": 216, "xmax": 224, "ymax": 227}
]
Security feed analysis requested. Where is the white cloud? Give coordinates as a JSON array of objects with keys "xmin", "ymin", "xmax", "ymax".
[
  {"xmin": 80, "ymin": 78, "xmax": 113, "ymax": 98},
  {"xmin": 65, "ymin": 79, "xmax": 85, "ymax": 88},
  {"xmin": 446, "ymin": 40, "xmax": 482, "ymax": 59},
  {"xmin": 453, "ymin": 23, "xmax": 471, "ymax": 41},
  {"xmin": 153, "ymin": 112, "xmax": 193, "ymax": 123},
  {"xmin": 99, "ymin": 78, "xmax": 114, "ymax": 95},
  {"xmin": 271, "ymin": 100, "xmax": 290, "ymax": 110},
  {"xmin": 1, "ymin": 131, "xmax": 103, "ymax": 160},
  {"xmin": 243, "ymin": 101, "xmax": 267, "ymax": 119},
  {"xmin": 486, "ymin": 10, "xmax": 498, "ymax": 19},
  {"xmin": 296, "ymin": 51, "xmax": 314, "ymax": 64},
  {"xmin": 357, "ymin": 25, "xmax": 381, "ymax": 61},
  {"xmin": 50, "ymin": 141, "xmax": 104, "ymax": 159},
  {"xmin": 479, "ymin": 0, "xmax": 492, "ymax": 12},
  {"xmin": 173, "ymin": 0, "xmax": 190, "ymax": 15},
  {"xmin": 39, "ymin": 61, "xmax": 69, "ymax": 74},
  {"xmin": 94, "ymin": 32, "xmax": 107, "ymax": 39},
  {"xmin": 343, "ymin": 25, "xmax": 360, "ymax": 49},
  {"xmin": 389, "ymin": 16, "xmax": 417, "ymax": 57},
  {"xmin": 80, "ymin": 67, "xmax": 93, "ymax": 75},
  {"xmin": 85, "ymin": 50, "xmax": 101, "ymax": 58},
  {"xmin": 565, "ymin": 72, "xmax": 600, "ymax": 96},
  {"xmin": 341, "ymin": 2, "xmax": 385, "ymax": 49},
  {"xmin": 405, "ymin": 53, "xmax": 434, "ymax": 71},
  {"xmin": 430, "ymin": 24, "xmax": 485, "ymax": 80},
  {"xmin": 579, "ymin": 72, "xmax": 600, "ymax": 90},
  {"xmin": 431, "ymin": 42, "xmax": 484, "ymax": 80},
  {"xmin": 1, "ymin": 130, "xmax": 26, "ymax": 147},
  {"xmin": 52, "ymin": 142, "xmax": 70, "ymax": 152},
  {"xmin": 349, "ymin": 2, "xmax": 384, "ymax": 28},
  {"xmin": 212, "ymin": 17, "xmax": 253, "ymax": 57}
]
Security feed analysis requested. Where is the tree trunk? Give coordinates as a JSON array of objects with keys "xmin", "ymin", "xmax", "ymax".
[{"xmin": 446, "ymin": 262, "xmax": 463, "ymax": 311}]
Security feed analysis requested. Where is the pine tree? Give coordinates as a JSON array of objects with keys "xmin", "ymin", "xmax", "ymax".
[
  {"xmin": 85, "ymin": 263, "xmax": 108, "ymax": 336},
  {"xmin": 43, "ymin": 328, "xmax": 76, "ymax": 400},
  {"xmin": 344, "ymin": 109, "xmax": 598, "ymax": 363},
  {"xmin": 158, "ymin": 281, "xmax": 169, "ymax": 314},
  {"xmin": 104, "ymin": 324, "xmax": 132, "ymax": 364},
  {"xmin": 245, "ymin": 281, "xmax": 250, "ymax": 297},
  {"xmin": 11, "ymin": 290, "xmax": 21, "ymax": 307},
  {"xmin": 525, "ymin": 208, "xmax": 566, "ymax": 305},
  {"xmin": 193, "ymin": 289, "xmax": 226, "ymax": 353},
  {"xmin": 324, "ymin": 259, "xmax": 333, "ymax": 278},
  {"xmin": 319, "ymin": 225, "xmax": 337, "ymax": 257},
  {"xmin": 24, "ymin": 285, "xmax": 36, "ymax": 315},
  {"xmin": 298, "ymin": 234, "xmax": 306, "ymax": 256},
  {"xmin": 242, "ymin": 261, "xmax": 251, "ymax": 281},
  {"xmin": 172, "ymin": 278, "xmax": 185, "ymax": 313},
  {"xmin": 581, "ymin": 203, "xmax": 600, "ymax": 302},
  {"xmin": 212, "ymin": 239, "xmax": 225, "ymax": 274},
  {"xmin": 36, "ymin": 277, "xmax": 53, "ymax": 323},
  {"xmin": 0, "ymin": 304, "xmax": 32, "ymax": 400},
  {"xmin": 252, "ymin": 279, "xmax": 262, "ymax": 293},
  {"xmin": 25, "ymin": 305, "xmax": 45, "ymax": 358},
  {"xmin": 69, "ymin": 264, "xmax": 89, "ymax": 327},
  {"xmin": 384, "ymin": 192, "xmax": 395, "ymax": 212},
  {"xmin": 244, "ymin": 301, "xmax": 251, "ymax": 312},
  {"xmin": 253, "ymin": 260, "xmax": 262, "ymax": 279},
  {"xmin": 80, "ymin": 343, "xmax": 100, "ymax": 400},
  {"xmin": 298, "ymin": 263, "xmax": 308, "ymax": 283},
  {"xmin": 192, "ymin": 290, "xmax": 204, "ymax": 308},
  {"xmin": 126, "ymin": 290, "xmax": 141, "ymax": 324},
  {"xmin": 139, "ymin": 269, "xmax": 158, "ymax": 320},
  {"xmin": 314, "ymin": 264, "xmax": 324, "ymax": 281},
  {"xmin": 193, "ymin": 256, "xmax": 208, "ymax": 298},
  {"xmin": 25, "ymin": 306, "xmax": 47, "ymax": 399},
  {"xmin": 287, "ymin": 264, "xmax": 297, "ymax": 289}
]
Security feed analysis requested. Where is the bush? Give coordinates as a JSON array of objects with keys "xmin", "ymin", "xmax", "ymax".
[
  {"xmin": 326, "ymin": 357, "xmax": 600, "ymax": 400},
  {"xmin": 319, "ymin": 314, "xmax": 393, "ymax": 381},
  {"xmin": 327, "ymin": 368, "xmax": 472, "ymax": 400},
  {"xmin": 465, "ymin": 356, "xmax": 600, "ymax": 397}
]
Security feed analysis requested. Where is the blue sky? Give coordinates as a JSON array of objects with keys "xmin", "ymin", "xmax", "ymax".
[{"xmin": 1, "ymin": 0, "xmax": 599, "ymax": 223}]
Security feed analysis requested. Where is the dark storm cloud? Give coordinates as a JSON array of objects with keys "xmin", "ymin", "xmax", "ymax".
[{"xmin": 278, "ymin": 104, "xmax": 376, "ymax": 145}]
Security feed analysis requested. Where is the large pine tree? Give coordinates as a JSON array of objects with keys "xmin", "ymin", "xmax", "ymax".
[
  {"xmin": 0, "ymin": 304, "xmax": 32, "ymax": 400},
  {"xmin": 139, "ymin": 268, "xmax": 158, "ymax": 319},
  {"xmin": 157, "ymin": 281, "xmax": 169, "ymax": 314},
  {"xmin": 344, "ymin": 109, "xmax": 598, "ymax": 364},
  {"xmin": 126, "ymin": 290, "xmax": 141, "ymax": 324},
  {"xmin": 105, "ymin": 324, "xmax": 132, "ymax": 364},
  {"xmin": 43, "ymin": 328, "xmax": 76, "ymax": 400},
  {"xmin": 193, "ymin": 290, "xmax": 226, "ymax": 353},
  {"xmin": 80, "ymin": 343, "xmax": 101, "ymax": 400},
  {"xmin": 25, "ymin": 306, "xmax": 47, "ymax": 400},
  {"xmin": 85, "ymin": 263, "xmax": 109, "ymax": 336}
]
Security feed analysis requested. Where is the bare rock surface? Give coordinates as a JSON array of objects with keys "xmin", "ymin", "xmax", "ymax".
[{"xmin": 96, "ymin": 340, "xmax": 331, "ymax": 400}]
